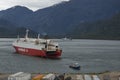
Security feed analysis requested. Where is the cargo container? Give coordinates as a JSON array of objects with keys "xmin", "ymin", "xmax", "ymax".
[
  {"xmin": 76, "ymin": 75, "xmax": 83, "ymax": 80},
  {"xmin": 8, "ymin": 72, "xmax": 31, "ymax": 80},
  {"xmin": 92, "ymin": 75, "xmax": 100, "ymax": 80},
  {"xmin": 54, "ymin": 76, "xmax": 59, "ymax": 80},
  {"xmin": 103, "ymin": 75, "xmax": 111, "ymax": 80},
  {"xmin": 65, "ymin": 76, "xmax": 72, "ymax": 80},
  {"xmin": 32, "ymin": 74, "xmax": 44, "ymax": 80},
  {"xmin": 42, "ymin": 74, "xmax": 55, "ymax": 80},
  {"xmin": 8, "ymin": 72, "xmax": 24, "ymax": 80},
  {"xmin": 57, "ymin": 74, "xmax": 65, "ymax": 80},
  {"xmin": 84, "ymin": 75, "xmax": 92, "ymax": 80}
]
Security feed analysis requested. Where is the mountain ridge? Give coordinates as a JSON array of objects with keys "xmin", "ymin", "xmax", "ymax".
[
  {"xmin": 0, "ymin": 0, "xmax": 120, "ymax": 39},
  {"xmin": 71, "ymin": 13, "xmax": 120, "ymax": 40}
]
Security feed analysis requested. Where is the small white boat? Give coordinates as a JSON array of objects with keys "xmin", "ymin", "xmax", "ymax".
[
  {"xmin": 62, "ymin": 37, "xmax": 72, "ymax": 40},
  {"xmin": 69, "ymin": 63, "xmax": 80, "ymax": 70}
]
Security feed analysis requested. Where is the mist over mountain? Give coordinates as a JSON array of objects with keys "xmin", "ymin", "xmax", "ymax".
[{"xmin": 0, "ymin": 0, "xmax": 120, "ymax": 39}]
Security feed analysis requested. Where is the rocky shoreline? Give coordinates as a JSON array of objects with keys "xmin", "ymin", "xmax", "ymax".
[{"xmin": 0, "ymin": 71, "xmax": 120, "ymax": 80}]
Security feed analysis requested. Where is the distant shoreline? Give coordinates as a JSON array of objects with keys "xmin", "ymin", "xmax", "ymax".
[{"xmin": 0, "ymin": 37, "xmax": 120, "ymax": 41}]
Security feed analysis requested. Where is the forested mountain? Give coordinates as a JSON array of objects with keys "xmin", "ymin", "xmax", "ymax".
[
  {"xmin": 19, "ymin": 0, "xmax": 120, "ymax": 35},
  {"xmin": 0, "ymin": 0, "xmax": 120, "ymax": 39},
  {"xmin": 71, "ymin": 13, "xmax": 120, "ymax": 40},
  {"xmin": 0, "ymin": 6, "xmax": 33, "ymax": 25},
  {"xmin": 0, "ymin": 18, "xmax": 37, "ymax": 38}
]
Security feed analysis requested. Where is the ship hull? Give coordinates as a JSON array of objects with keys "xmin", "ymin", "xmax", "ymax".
[{"xmin": 13, "ymin": 46, "xmax": 62, "ymax": 58}]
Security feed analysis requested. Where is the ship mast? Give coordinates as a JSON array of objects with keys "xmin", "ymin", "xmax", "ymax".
[
  {"xmin": 35, "ymin": 34, "xmax": 40, "ymax": 44},
  {"xmin": 25, "ymin": 29, "xmax": 29, "ymax": 40},
  {"xmin": 37, "ymin": 34, "xmax": 40, "ymax": 40}
]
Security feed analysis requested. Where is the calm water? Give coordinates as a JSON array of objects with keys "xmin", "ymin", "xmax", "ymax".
[{"xmin": 0, "ymin": 38, "xmax": 120, "ymax": 73}]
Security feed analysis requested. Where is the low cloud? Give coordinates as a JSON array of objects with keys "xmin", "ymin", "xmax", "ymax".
[{"xmin": 0, "ymin": 0, "xmax": 70, "ymax": 11}]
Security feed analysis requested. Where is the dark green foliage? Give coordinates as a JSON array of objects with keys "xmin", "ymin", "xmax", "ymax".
[
  {"xmin": 0, "ymin": 19, "xmax": 37, "ymax": 38},
  {"xmin": 1, "ymin": 0, "xmax": 120, "ymax": 36},
  {"xmin": 71, "ymin": 13, "xmax": 120, "ymax": 40},
  {"xmin": 0, "ymin": 0, "xmax": 120, "ymax": 39}
]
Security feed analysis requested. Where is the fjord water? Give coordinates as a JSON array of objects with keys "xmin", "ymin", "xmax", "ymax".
[{"xmin": 0, "ymin": 38, "xmax": 120, "ymax": 73}]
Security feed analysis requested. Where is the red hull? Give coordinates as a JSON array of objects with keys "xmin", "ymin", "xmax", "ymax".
[{"xmin": 13, "ymin": 46, "xmax": 62, "ymax": 58}]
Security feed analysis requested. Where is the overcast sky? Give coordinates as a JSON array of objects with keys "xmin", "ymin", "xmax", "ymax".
[{"xmin": 0, "ymin": 0, "xmax": 69, "ymax": 11}]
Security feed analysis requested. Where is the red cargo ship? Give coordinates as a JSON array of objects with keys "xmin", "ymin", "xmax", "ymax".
[{"xmin": 12, "ymin": 30, "xmax": 62, "ymax": 58}]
